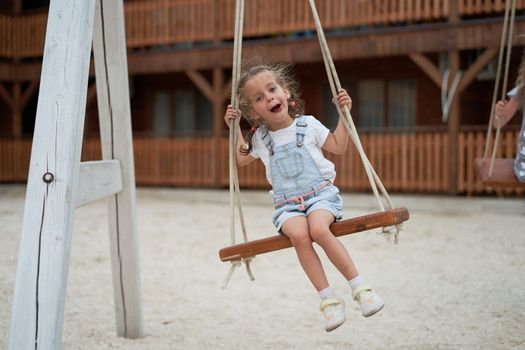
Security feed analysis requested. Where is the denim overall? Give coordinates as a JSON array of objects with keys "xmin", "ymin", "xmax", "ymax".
[{"xmin": 260, "ymin": 116, "xmax": 343, "ymax": 230}]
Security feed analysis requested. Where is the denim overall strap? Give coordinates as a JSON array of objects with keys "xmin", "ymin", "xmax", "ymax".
[
  {"xmin": 268, "ymin": 117, "xmax": 325, "ymax": 201},
  {"xmin": 295, "ymin": 116, "xmax": 307, "ymax": 147},
  {"xmin": 260, "ymin": 126, "xmax": 274, "ymax": 155}
]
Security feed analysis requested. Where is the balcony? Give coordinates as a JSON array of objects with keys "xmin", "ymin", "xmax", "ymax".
[{"xmin": 0, "ymin": 0, "xmax": 521, "ymax": 59}]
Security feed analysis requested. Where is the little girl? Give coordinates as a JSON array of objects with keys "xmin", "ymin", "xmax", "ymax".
[{"xmin": 224, "ymin": 63, "xmax": 384, "ymax": 332}]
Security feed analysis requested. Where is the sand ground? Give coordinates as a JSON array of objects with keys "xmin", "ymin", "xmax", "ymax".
[{"xmin": 1, "ymin": 184, "xmax": 524, "ymax": 350}]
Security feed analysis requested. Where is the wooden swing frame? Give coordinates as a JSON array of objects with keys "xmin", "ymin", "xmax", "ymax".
[{"xmin": 219, "ymin": 207, "xmax": 409, "ymax": 262}]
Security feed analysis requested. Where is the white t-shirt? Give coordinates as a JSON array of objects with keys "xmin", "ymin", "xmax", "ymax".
[
  {"xmin": 250, "ymin": 115, "xmax": 336, "ymax": 185},
  {"xmin": 507, "ymin": 86, "xmax": 519, "ymax": 97}
]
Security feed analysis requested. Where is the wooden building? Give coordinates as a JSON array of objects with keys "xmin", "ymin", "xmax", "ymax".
[{"xmin": 1, "ymin": 0, "xmax": 524, "ymax": 194}]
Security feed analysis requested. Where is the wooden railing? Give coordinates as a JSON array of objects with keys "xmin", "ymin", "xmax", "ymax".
[
  {"xmin": 1, "ymin": 130, "xmax": 521, "ymax": 195},
  {"xmin": 1, "ymin": 0, "xmax": 522, "ymax": 58}
]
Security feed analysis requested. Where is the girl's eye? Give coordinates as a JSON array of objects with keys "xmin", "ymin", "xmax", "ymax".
[
  {"xmin": 254, "ymin": 96, "xmax": 262, "ymax": 102},
  {"xmin": 269, "ymin": 86, "xmax": 276, "ymax": 92}
]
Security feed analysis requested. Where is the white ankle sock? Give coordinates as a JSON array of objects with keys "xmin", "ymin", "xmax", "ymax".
[
  {"xmin": 348, "ymin": 275, "xmax": 364, "ymax": 291},
  {"xmin": 319, "ymin": 287, "xmax": 335, "ymax": 300}
]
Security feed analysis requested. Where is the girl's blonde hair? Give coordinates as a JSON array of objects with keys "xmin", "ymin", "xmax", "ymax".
[{"xmin": 236, "ymin": 63, "xmax": 305, "ymax": 155}]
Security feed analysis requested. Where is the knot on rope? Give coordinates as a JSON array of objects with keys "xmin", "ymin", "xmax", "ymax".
[
  {"xmin": 222, "ymin": 257, "xmax": 256, "ymax": 289},
  {"xmin": 378, "ymin": 224, "xmax": 402, "ymax": 245}
]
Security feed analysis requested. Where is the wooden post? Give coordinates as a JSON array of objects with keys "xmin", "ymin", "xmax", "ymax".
[
  {"xmin": 185, "ymin": 68, "xmax": 226, "ymax": 186},
  {"xmin": 12, "ymin": 83, "xmax": 21, "ymax": 136},
  {"xmin": 447, "ymin": 1, "xmax": 460, "ymax": 194},
  {"xmin": 213, "ymin": 67, "xmax": 225, "ymax": 185},
  {"xmin": 8, "ymin": 0, "xmax": 97, "ymax": 348},
  {"xmin": 13, "ymin": 0, "xmax": 22, "ymax": 13},
  {"xmin": 92, "ymin": 0, "xmax": 144, "ymax": 338}
]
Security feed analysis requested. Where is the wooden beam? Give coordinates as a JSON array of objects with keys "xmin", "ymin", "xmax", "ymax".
[
  {"xmin": 8, "ymin": 0, "xmax": 96, "ymax": 348},
  {"xmin": 185, "ymin": 69, "xmax": 214, "ymax": 102},
  {"xmin": 0, "ymin": 62, "xmax": 44, "ymax": 81},
  {"xmin": 0, "ymin": 81, "xmax": 39, "ymax": 111},
  {"xmin": 75, "ymin": 160, "xmax": 123, "ymax": 208},
  {"xmin": 123, "ymin": 19, "xmax": 525, "ymax": 75},
  {"xmin": 0, "ymin": 82, "xmax": 14, "ymax": 109},
  {"xmin": 92, "ymin": 0, "xmax": 144, "ymax": 338},
  {"xmin": 458, "ymin": 47, "xmax": 498, "ymax": 93},
  {"xmin": 409, "ymin": 53, "xmax": 442, "ymax": 87},
  {"xmin": 20, "ymin": 80, "xmax": 38, "ymax": 110}
]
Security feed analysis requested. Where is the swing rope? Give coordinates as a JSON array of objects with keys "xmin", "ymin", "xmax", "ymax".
[
  {"xmin": 482, "ymin": 0, "xmax": 517, "ymax": 177},
  {"xmin": 307, "ymin": 0, "xmax": 401, "ymax": 242},
  {"xmin": 223, "ymin": 0, "xmax": 254, "ymax": 289}
]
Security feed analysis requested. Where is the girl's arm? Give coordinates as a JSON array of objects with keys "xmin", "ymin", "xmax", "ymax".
[
  {"xmin": 322, "ymin": 89, "xmax": 352, "ymax": 155},
  {"xmin": 493, "ymin": 95, "xmax": 521, "ymax": 128},
  {"xmin": 224, "ymin": 105, "xmax": 256, "ymax": 166}
]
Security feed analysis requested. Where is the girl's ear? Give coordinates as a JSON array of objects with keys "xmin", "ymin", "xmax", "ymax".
[{"xmin": 282, "ymin": 85, "xmax": 291, "ymax": 99}]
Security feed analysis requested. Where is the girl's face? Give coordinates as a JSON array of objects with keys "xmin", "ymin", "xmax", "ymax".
[{"xmin": 244, "ymin": 70, "xmax": 292, "ymax": 131}]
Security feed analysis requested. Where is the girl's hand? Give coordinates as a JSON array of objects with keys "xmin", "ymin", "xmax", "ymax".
[
  {"xmin": 334, "ymin": 88, "xmax": 352, "ymax": 111},
  {"xmin": 224, "ymin": 105, "xmax": 240, "ymax": 127},
  {"xmin": 493, "ymin": 99, "xmax": 513, "ymax": 128}
]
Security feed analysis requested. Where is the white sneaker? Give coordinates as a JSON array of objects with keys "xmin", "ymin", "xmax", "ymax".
[
  {"xmin": 352, "ymin": 285, "xmax": 385, "ymax": 317},
  {"xmin": 319, "ymin": 296, "xmax": 346, "ymax": 332}
]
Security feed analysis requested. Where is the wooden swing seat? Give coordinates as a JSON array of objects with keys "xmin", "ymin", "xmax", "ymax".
[
  {"xmin": 219, "ymin": 207, "xmax": 409, "ymax": 262},
  {"xmin": 474, "ymin": 158, "xmax": 525, "ymax": 189}
]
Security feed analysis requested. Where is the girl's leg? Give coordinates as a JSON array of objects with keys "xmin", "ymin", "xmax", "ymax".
[
  {"xmin": 307, "ymin": 210, "xmax": 359, "ymax": 281},
  {"xmin": 281, "ymin": 216, "xmax": 329, "ymax": 291},
  {"xmin": 308, "ymin": 210, "xmax": 385, "ymax": 318}
]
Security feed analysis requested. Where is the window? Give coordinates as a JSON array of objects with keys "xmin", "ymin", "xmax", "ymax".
[
  {"xmin": 357, "ymin": 80, "xmax": 385, "ymax": 128},
  {"xmin": 154, "ymin": 92, "xmax": 171, "ymax": 136},
  {"xmin": 357, "ymin": 78, "xmax": 415, "ymax": 130},
  {"xmin": 153, "ymin": 89, "xmax": 213, "ymax": 137},
  {"xmin": 388, "ymin": 79, "xmax": 415, "ymax": 128}
]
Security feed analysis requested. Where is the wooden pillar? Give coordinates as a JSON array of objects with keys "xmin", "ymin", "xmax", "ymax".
[
  {"xmin": 92, "ymin": 0, "xmax": 144, "ymax": 338},
  {"xmin": 186, "ymin": 68, "xmax": 227, "ymax": 187},
  {"xmin": 447, "ymin": 52, "xmax": 460, "ymax": 194},
  {"xmin": 13, "ymin": 0, "xmax": 22, "ymax": 13},
  {"xmin": 213, "ymin": 67, "xmax": 224, "ymax": 186},
  {"xmin": 8, "ymin": 1, "xmax": 97, "ymax": 348},
  {"xmin": 447, "ymin": 1, "xmax": 460, "ymax": 194},
  {"xmin": 0, "ymin": 83, "xmax": 16, "ymax": 134},
  {"xmin": 12, "ymin": 83, "xmax": 21, "ymax": 135},
  {"xmin": 12, "ymin": 0, "xmax": 22, "ymax": 133}
]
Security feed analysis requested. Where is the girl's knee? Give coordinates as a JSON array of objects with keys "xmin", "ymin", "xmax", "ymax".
[
  {"xmin": 309, "ymin": 225, "xmax": 333, "ymax": 244},
  {"xmin": 286, "ymin": 230, "xmax": 313, "ymax": 247}
]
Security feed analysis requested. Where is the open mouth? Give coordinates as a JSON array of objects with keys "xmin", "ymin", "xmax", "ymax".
[{"xmin": 270, "ymin": 104, "xmax": 282, "ymax": 113}]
